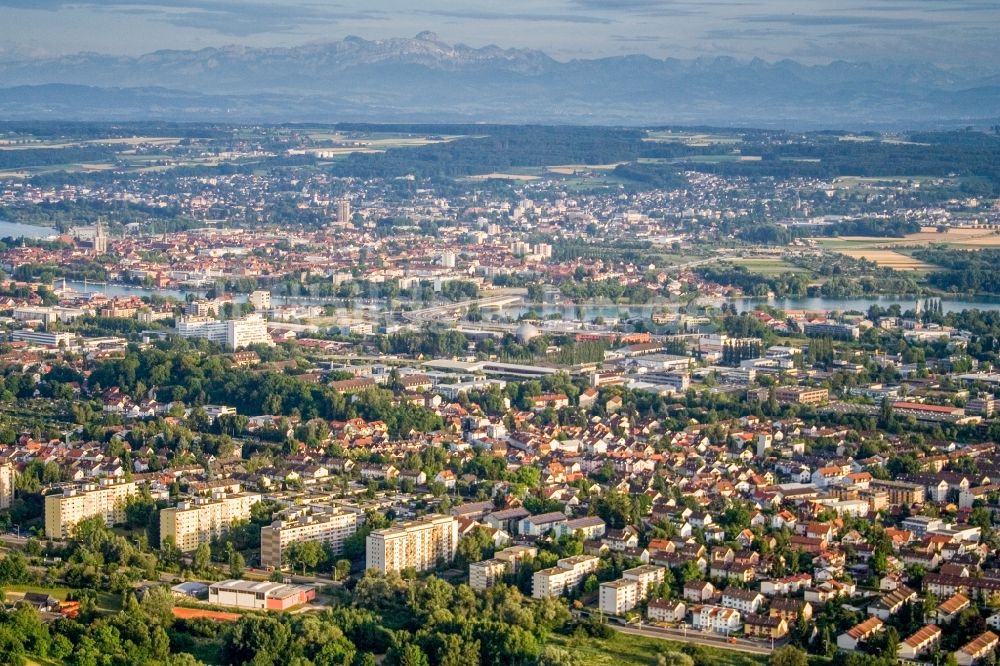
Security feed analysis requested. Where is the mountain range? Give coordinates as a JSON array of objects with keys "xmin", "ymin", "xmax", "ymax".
[{"xmin": 1, "ymin": 32, "xmax": 998, "ymax": 128}]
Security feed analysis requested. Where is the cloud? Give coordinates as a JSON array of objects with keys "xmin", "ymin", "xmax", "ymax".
[
  {"xmin": 741, "ymin": 13, "xmax": 934, "ymax": 29},
  {"xmin": 0, "ymin": 0, "xmax": 390, "ymax": 36},
  {"xmin": 415, "ymin": 9, "xmax": 613, "ymax": 25}
]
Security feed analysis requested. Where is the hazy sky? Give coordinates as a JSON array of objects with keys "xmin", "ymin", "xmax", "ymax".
[{"xmin": 0, "ymin": 0, "xmax": 997, "ymax": 67}]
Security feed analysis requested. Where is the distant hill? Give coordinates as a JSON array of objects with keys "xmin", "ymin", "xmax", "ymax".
[{"xmin": 0, "ymin": 33, "xmax": 998, "ymax": 127}]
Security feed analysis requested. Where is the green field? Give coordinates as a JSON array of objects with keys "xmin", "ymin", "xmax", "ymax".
[
  {"xmin": 4, "ymin": 584, "xmax": 123, "ymax": 613},
  {"xmin": 547, "ymin": 631, "xmax": 765, "ymax": 666},
  {"xmin": 730, "ymin": 257, "xmax": 811, "ymax": 275}
]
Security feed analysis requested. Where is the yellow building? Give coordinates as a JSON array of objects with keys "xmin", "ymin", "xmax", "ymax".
[
  {"xmin": 44, "ymin": 479, "xmax": 137, "ymax": 539},
  {"xmin": 365, "ymin": 514, "xmax": 458, "ymax": 574},
  {"xmin": 160, "ymin": 492, "xmax": 261, "ymax": 551}
]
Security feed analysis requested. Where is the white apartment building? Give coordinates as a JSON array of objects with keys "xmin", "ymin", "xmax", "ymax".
[
  {"xmin": 365, "ymin": 514, "xmax": 459, "ymax": 574},
  {"xmin": 691, "ymin": 605, "xmax": 742, "ymax": 634},
  {"xmin": 532, "ymin": 555, "xmax": 600, "ymax": 599},
  {"xmin": 260, "ymin": 505, "xmax": 361, "ymax": 568},
  {"xmin": 600, "ymin": 579, "xmax": 640, "ymax": 615},
  {"xmin": 44, "ymin": 479, "xmax": 138, "ymax": 538},
  {"xmin": 469, "ymin": 545, "xmax": 537, "ymax": 591},
  {"xmin": 623, "ymin": 565, "xmax": 666, "ymax": 598},
  {"xmin": 0, "ymin": 462, "xmax": 13, "ymax": 510},
  {"xmin": 175, "ymin": 314, "xmax": 273, "ymax": 351},
  {"xmin": 160, "ymin": 492, "xmax": 262, "ymax": 551}
]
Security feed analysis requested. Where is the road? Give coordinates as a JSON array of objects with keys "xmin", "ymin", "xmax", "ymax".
[{"xmin": 612, "ymin": 623, "xmax": 775, "ymax": 655}]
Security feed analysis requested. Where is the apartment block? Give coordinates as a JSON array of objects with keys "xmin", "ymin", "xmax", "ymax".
[
  {"xmin": 600, "ymin": 579, "xmax": 640, "ymax": 615},
  {"xmin": 365, "ymin": 514, "xmax": 459, "ymax": 574},
  {"xmin": 469, "ymin": 545, "xmax": 538, "ymax": 591},
  {"xmin": 0, "ymin": 462, "xmax": 13, "ymax": 510},
  {"xmin": 44, "ymin": 479, "xmax": 138, "ymax": 539},
  {"xmin": 260, "ymin": 504, "xmax": 361, "ymax": 568},
  {"xmin": 870, "ymin": 479, "xmax": 925, "ymax": 506},
  {"xmin": 623, "ymin": 564, "xmax": 666, "ymax": 597},
  {"xmin": 160, "ymin": 492, "xmax": 262, "ymax": 551},
  {"xmin": 532, "ymin": 555, "xmax": 599, "ymax": 599}
]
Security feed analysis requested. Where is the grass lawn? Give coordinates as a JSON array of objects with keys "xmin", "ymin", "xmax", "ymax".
[
  {"xmin": 547, "ymin": 631, "xmax": 765, "ymax": 666},
  {"xmin": 729, "ymin": 257, "xmax": 811, "ymax": 276}
]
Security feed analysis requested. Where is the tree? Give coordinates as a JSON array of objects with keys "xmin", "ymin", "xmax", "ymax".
[
  {"xmin": 770, "ymin": 645, "xmax": 808, "ymax": 666},
  {"xmin": 224, "ymin": 615, "xmax": 292, "ymax": 666},
  {"xmin": 193, "ymin": 542, "xmax": 211, "ymax": 573},
  {"xmin": 388, "ymin": 642, "xmax": 429, "ymax": 666},
  {"xmin": 335, "ymin": 559, "xmax": 352, "ymax": 581},
  {"xmin": 287, "ymin": 540, "xmax": 326, "ymax": 574},
  {"xmin": 229, "ymin": 550, "xmax": 246, "ymax": 579}
]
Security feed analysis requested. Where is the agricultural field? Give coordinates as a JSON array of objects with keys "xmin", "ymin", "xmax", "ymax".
[
  {"xmin": 643, "ymin": 131, "xmax": 743, "ymax": 146},
  {"xmin": 729, "ymin": 257, "xmax": 811, "ymax": 275},
  {"xmin": 831, "ymin": 248, "xmax": 935, "ymax": 271},
  {"xmin": 815, "ymin": 227, "xmax": 1000, "ymax": 251}
]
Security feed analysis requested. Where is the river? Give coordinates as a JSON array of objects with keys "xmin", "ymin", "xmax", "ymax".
[{"xmin": 0, "ymin": 221, "xmax": 58, "ymax": 239}]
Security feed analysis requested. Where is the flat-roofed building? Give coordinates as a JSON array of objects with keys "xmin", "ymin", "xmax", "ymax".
[
  {"xmin": 0, "ymin": 462, "xmax": 13, "ymax": 510},
  {"xmin": 469, "ymin": 545, "xmax": 537, "ymax": 591},
  {"xmin": 261, "ymin": 504, "xmax": 361, "ymax": 568},
  {"xmin": 532, "ymin": 555, "xmax": 600, "ymax": 599},
  {"xmin": 160, "ymin": 492, "xmax": 261, "ymax": 551},
  {"xmin": 365, "ymin": 514, "xmax": 458, "ymax": 574},
  {"xmin": 775, "ymin": 386, "xmax": 829, "ymax": 405},
  {"xmin": 600, "ymin": 579, "xmax": 640, "ymax": 615},
  {"xmin": 44, "ymin": 479, "xmax": 138, "ymax": 538},
  {"xmin": 208, "ymin": 579, "xmax": 316, "ymax": 611},
  {"xmin": 870, "ymin": 479, "xmax": 925, "ymax": 506}
]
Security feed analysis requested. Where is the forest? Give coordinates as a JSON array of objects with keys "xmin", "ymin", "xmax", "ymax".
[{"xmin": 913, "ymin": 247, "xmax": 1000, "ymax": 294}]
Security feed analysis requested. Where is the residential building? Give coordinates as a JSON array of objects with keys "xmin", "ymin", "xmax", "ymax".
[
  {"xmin": 599, "ymin": 579, "xmax": 640, "ymax": 615},
  {"xmin": 365, "ymin": 514, "xmax": 459, "ymax": 574},
  {"xmin": 260, "ymin": 504, "xmax": 361, "ymax": 568},
  {"xmin": 532, "ymin": 555, "xmax": 600, "ymax": 599},
  {"xmin": 469, "ymin": 545, "xmax": 537, "ymax": 591},
  {"xmin": 647, "ymin": 599, "xmax": 687, "ymax": 623},
  {"xmin": 837, "ymin": 617, "xmax": 883, "ymax": 651},
  {"xmin": 690, "ymin": 605, "xmax": 741, "ymax": 634},
  {"xmin": 44, "ymin": 479, "xmax": 138, "ymax": 539},
  {"xmin": 160, "ymin": 492, "xmax": 262, "ymax": 551},
  {"xmin": 956, "ymin": 631, "xmax": 999, "ymax": 666},
  {"xmin": 898, "ymin": 625, "xmax": 942, "ymax": 660},
  {"xmin": 0, "ymin": 462, "xmax": 13, "ymax": 510}
]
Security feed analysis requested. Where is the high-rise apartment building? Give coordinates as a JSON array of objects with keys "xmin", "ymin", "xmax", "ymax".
[
  {"xmin": 365, "ymin": 514, "xmax": 458, "ymax": 574},
  {"xmin": 44, "ymin": 479, "xmax": 138, "ymax": 538},
  {"xmin": 0, "ymin": 462, "xmax": 15, "ymax": 510},
  {"xmin": 337, "ymin": 199, "xmax": 351, "ymax": 224},
  {"xmin": 261, "ymin": 505, "xmax": 361, "ymax": 569},
  {"xmin": 160, "ymin": 492, "xmax": 261, "ymax": 551}
]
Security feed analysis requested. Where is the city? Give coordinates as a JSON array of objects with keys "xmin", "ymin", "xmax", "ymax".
[{"xmin": 0, "ymin": 3, "xmax": 999, "ymax": 666}]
